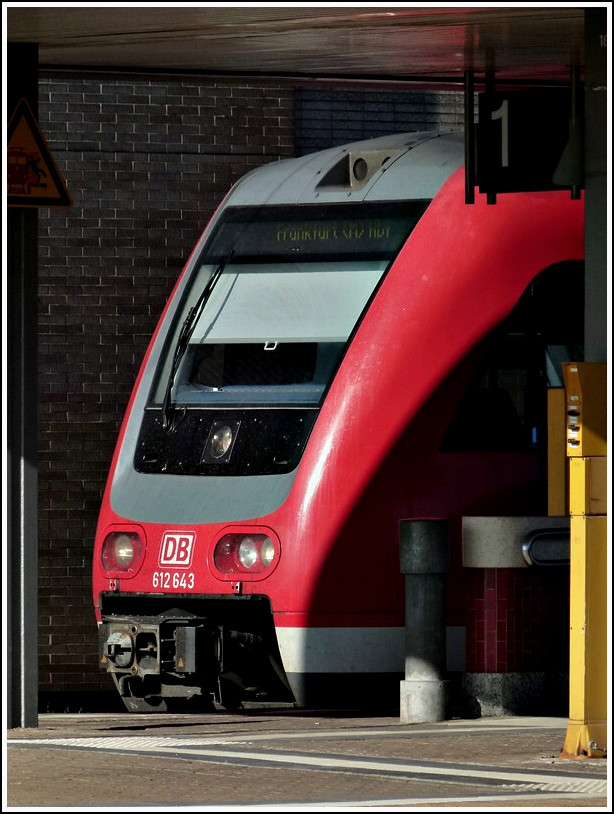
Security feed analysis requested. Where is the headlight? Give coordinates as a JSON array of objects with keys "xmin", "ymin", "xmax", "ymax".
[
  {"xmin": 101, "ymin": 531, "xmax": 143, "ymax": 574},
  {"xmin": 238, "ymin": 537, "xmax": 259, "ymax": 568},
  {"xmin": 260, "ymin": 536, "xmax": 275, "ymax": 566},
  {"xmin": 210, "ymin": 425, "xmax": 234, "ymax": 459},
  {"xmin": 202, "ymin": 419, "xmax": 241, "ymax": 464},
  {"xmin": 214, "ymin": 532, "xmax": 279, "ymax": 576}
]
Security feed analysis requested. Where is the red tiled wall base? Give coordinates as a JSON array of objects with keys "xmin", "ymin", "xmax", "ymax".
[{"xmin": 465, "ymin": 567, "xmax": 570, "ymax": 673}]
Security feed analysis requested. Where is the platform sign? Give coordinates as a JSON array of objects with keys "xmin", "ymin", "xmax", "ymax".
[
  {"xmin": 7, "ymin": 98, "xmax": 72, "ymax": 208},
  {"xmin": 476, "ymin": 88, "xmax": 580, "ymax": 200}
]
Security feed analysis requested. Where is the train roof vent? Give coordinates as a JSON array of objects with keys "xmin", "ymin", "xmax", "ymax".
[{"xmin": 316, "ymin": 148, "xmax": 401, "ymax": 191}]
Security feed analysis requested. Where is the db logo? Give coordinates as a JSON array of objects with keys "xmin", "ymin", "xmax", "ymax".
[{"xmin": 159, "ymin": 531, "xmax": 195, "ymax": 568}]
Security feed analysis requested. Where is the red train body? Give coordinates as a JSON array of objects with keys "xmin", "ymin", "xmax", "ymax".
[{"xmin": 92, "ymin": 132, "xmax": 583, "ymax": 712}]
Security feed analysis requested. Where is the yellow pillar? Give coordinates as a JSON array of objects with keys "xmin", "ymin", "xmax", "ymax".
[{"xmin": 560, "ymin": 363, "xmax": 607, "ymax": 759}]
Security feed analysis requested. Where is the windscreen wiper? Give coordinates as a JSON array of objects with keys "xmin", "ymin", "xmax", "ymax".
[{"xmin": 161, "ymin": 250, "xmax": 234, "ymax": 432}]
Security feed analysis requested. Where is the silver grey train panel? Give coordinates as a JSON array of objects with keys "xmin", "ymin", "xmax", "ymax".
[{"xmin": 226, "ymin": 131, "xmax": 464, "ymax": 206}]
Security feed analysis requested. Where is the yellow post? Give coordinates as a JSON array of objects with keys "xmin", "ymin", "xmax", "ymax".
[
  {"xmin": 547, "ymin": 388, "xmax": 568, "ymax": 517},
  {"xmin": 560, "ymin": 363, "xmax": 608, "ymax": 759}
]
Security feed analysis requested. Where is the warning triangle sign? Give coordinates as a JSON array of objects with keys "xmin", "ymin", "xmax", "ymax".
[{"xmin": 7, "ymin": 98, "xmax": 72, "ymax": 208}]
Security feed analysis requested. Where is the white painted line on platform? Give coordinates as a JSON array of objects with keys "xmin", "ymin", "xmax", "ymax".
[
  {"xmin": 7, "ymin": 736, "xmax": 607, "ymax": 798},
  {"xmin": 220, "ymin": 791, "xmax": 608, "ymax": 810},
  {"xmin": 9, "ymin": 721, "xmax": 569, "ymax": 746}
]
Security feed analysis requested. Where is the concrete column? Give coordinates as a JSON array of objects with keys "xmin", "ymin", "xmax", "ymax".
[{"xmin": 399, "ymin": 520, "xmax": 450, "ymax": 723}]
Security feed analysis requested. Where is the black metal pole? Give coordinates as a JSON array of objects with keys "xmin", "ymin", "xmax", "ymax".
[
  {"xmin": 7, "ymin": 42, "xmax": 40, "ymax": 729},
  {"xmin": 464, "ymin": 70, "xmax": 475, "ymax": 205}
]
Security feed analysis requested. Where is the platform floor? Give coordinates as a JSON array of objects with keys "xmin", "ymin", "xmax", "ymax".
[{"xmin": 5, "ymin": 710, "xmax": 609, "ymax": 810}]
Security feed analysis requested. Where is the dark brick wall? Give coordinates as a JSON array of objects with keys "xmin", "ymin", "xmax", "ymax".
[
  {"xmin": 295, "ymin": 86, "xmax": 464, "ymax": 154},
  {"xmin": 464, "ymin": 567, "xmax": 570, "ymax": 673},
  {"xmin": 35, "ymin": 72, "xmax": 463, "ymax": 709}
]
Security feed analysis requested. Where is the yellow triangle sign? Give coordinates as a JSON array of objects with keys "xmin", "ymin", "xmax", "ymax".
[{"xmin": 7, "ymin": 98, "xmax": 72, "ymax": 208}]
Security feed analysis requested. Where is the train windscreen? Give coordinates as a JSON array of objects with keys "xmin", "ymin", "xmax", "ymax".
[{"xmin": 152, "ymin": 202, "xmax": 426, "ymax": 410}]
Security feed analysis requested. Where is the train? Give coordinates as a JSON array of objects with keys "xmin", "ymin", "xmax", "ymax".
[{"xmin": 92, "ymin": 130, "xmax": 584, "ymax": 712}]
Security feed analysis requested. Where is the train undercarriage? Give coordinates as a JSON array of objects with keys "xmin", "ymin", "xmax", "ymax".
[{"xmin": 98, "ymin": 593, "xmax": 294, "ymax": 713}]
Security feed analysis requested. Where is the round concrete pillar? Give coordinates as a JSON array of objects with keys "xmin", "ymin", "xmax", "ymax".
[{"xmin": 399, "ymin": 519, "xmax": 450, "ymax": 723}]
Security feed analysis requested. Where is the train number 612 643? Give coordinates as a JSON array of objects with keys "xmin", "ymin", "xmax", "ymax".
[{"xmin": 152, "ymin": 571, "xmax": 195, "ymax": 590}]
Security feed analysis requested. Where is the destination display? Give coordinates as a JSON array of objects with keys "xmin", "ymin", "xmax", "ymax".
[{"xmin": 206, "ymin": 202, "xmax": 427, "ymax": 258}]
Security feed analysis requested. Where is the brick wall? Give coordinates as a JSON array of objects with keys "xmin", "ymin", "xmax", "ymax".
[
  {"xmin": 294, "ymin": 86, "xmax": 464, "ymax": 154},
  {"xmin": 464, "ymin": 567, "xmax": 570, "ymax": 674}
]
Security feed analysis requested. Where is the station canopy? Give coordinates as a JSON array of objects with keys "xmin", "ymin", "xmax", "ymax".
[{"xmin": 6, "ymin": 5, "xmax": 587, "ymax": 85}]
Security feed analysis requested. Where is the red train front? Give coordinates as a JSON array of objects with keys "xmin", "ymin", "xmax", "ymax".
[{"xmin": 92, "ymin": 132, "xmax": 584, "ymax": 712}]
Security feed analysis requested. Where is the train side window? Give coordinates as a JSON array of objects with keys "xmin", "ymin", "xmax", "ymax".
[
  {"xmin": 440, "ymin": 261, "xmax": 584, "ymax": 453},
  {"xmin": 440, "ymin": 336, "xmax": 535, "ymax": 452}
]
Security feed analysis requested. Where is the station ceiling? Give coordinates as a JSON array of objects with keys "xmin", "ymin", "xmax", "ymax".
[{"xmin": 6, "ymin": 4, "xmax": 588, "ymax": 85}]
